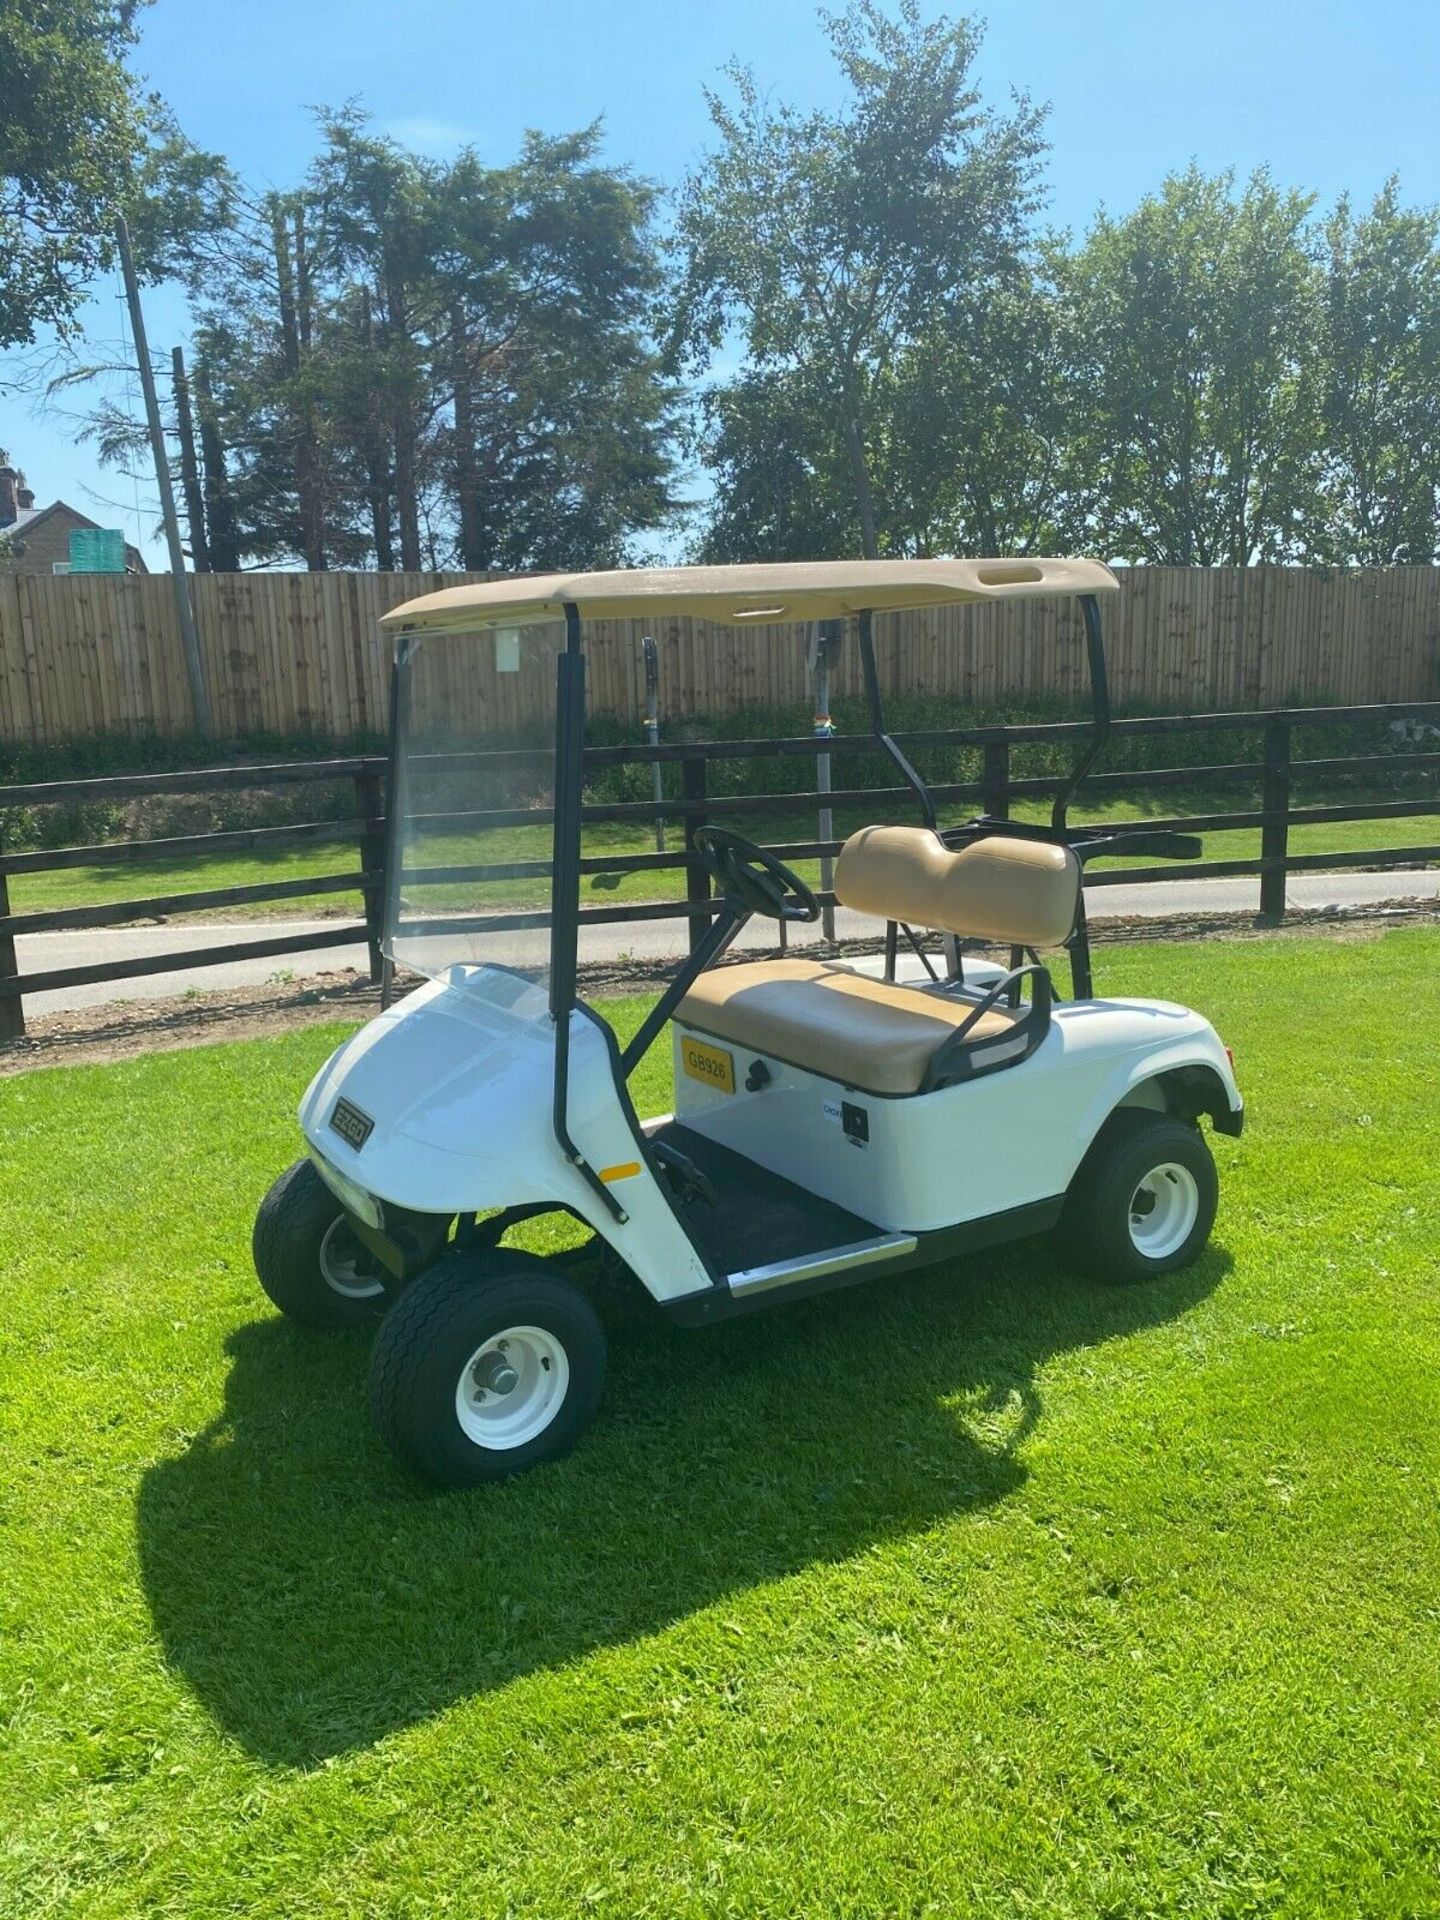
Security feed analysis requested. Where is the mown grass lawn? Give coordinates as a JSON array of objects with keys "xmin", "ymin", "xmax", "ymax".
[
  {"xmin": 2, "ymin": 928, "xmax": 1438, "ymax": 1917},
  {"xmin": 10, "ymin": 789, "xmax": 1439, "ymax": 925}
]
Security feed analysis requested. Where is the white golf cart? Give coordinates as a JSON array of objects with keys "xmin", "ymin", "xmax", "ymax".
[{"xmin": 253, "ymin": 561, "xmax": 1242, "ymax": 1486}]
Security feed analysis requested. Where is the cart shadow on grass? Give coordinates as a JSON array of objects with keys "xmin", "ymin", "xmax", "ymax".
[{"xmin": 135, "ymin": 1241, "xmax": 1226, "ymax": 1768}]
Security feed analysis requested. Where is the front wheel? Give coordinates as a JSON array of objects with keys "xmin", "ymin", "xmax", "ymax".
[
  {"xmin": 369, "ymin": 1252, "xmax": 607, "ymax": 1487},
  {"xmin": 1057, "ymin": 1110, "xmax": 1218, "ymax": 1283},
  {"xmin": 252, "ymin": 1158, "xmax": 389, "ymax": 1329}
]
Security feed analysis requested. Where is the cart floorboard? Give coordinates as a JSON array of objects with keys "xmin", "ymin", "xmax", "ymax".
[{"xmin": 649, "ymin": 1120, "xmax": 881, "ymax": 1275}]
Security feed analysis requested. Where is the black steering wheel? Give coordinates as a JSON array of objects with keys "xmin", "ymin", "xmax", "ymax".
[{"xmin": 692, "ymin": 826, "xmax": 821, "ymax": 924}]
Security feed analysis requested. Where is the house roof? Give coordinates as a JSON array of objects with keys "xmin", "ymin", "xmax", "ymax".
[{"xmin": 1, "ymin": 499, "xmax": 145, "ymax": 572}]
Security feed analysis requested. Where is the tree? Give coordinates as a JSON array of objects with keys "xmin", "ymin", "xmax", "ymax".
[
  {"xmin": 0, "ymin": 0, "xmax": 228, "ymax": 349},
  {"xmin": 883, "ymin": 262, "xmax": 1078, "ymax": 555},
  {"xmin": 433, "ymin": 130, "xmax": 678, "ymax": 573},
  {"xmin": 1316, "ymin": 179, "xmax": 1440, "ymax": 564},
  {"xmin": 308, "ymin": 111, "xmax": 441, "ymax": 569},
  {"xmin": 1059, "ymin": 167, "xmax": 1323, "ymax": 566},
  {"xmin": 694, "ymin": 368, "xmax": 856, "ymax": 562},
  {"xmin": 170, "ymin": 344, "xmax": 209, "ymax": 569},
  {"xmin": 673, "ymin": 0, "xmax": 1047, "ymax": 557},
  {"xmin": 177, "ymin": 111, "xmax": 677, "ymax": 573},
  {"xmin": 192, "ymin": 351, "xmax": 240, "ymax": 571}
]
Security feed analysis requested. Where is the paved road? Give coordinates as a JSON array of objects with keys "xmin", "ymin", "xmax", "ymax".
[{"xmin": 12, "ymin": 866, "xmax": 1439, "ymax": 1016}]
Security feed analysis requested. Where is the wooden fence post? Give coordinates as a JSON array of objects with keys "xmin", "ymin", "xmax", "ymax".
[
  {"xmin": 982, "ymin": 739, "xmax": 1010, "ymax": 820},
  {"xmin": 0, "ymin": 869, "xmax": 24, "ymax": 1042},
  {"xmin": 354, "ymin": 763, "xmax": 387, "ymax": 984},
  {"xmin": 681, "ymin": 750, "xmax": 710, "ymax": 956},
  {"xmin": 1259, "ymin": 717, "xmax": 1291, "ymax": 922}
]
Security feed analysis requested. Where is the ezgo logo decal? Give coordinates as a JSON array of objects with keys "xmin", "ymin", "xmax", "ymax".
[{"xmin": 329, "ymin": 1097, "xmax": 375, "ymax": 1150}]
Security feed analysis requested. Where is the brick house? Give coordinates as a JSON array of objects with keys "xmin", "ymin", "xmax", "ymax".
[{"xmin": 0, "ymin": 454, "xmax": 146, "ymax": 575}]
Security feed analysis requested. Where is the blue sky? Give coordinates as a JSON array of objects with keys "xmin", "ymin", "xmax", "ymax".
[{"xmin": 4, "ymin": 0, "xmax": 1438, "ymax": 563}]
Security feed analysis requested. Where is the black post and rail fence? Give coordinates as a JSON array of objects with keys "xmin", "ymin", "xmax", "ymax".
[
  {"xmin": 1, "ymin": 699, "xmax": 1437, "ymax": 1039},
  {"xmin": 0, "ymin": 759, "xmax": 390, "ymax": 1042}
]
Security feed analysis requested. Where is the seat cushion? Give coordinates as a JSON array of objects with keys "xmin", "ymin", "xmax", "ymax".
[
  {"xmin": 835, "ymin": 826, "xmax": 1080, "ymax": 947},
  {"xmin": 675, "ymin": 958, "xmax": 1023, "ymax": 1097}
]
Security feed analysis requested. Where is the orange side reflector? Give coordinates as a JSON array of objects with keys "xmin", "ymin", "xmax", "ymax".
[{"xmin": 599, "ymin": 1161, "xmax": 642, "ymax": 1184}]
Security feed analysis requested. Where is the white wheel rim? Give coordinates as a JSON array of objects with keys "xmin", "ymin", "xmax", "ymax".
[
  {"xmin": 1128, "ymin": 1161, "xmax": 1201, "ymax": 1260},
  {"xmin": 318, "ymin": 1217, "xmax": 386, "ymax": 1301},
  {"xmin": 454, "ymin": 1325, "xmax": 569, "ymax": 1451}
]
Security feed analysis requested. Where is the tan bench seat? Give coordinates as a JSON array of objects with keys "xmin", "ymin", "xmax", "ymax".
[{"xmin": 675, "ymin": 958, "xmax": 1024, "ymax": 1097}]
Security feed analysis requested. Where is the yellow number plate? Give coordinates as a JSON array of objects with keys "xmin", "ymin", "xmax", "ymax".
[{"xmin": 680, "ymin": 1035, "xmax": 735, "ymax": 1095}]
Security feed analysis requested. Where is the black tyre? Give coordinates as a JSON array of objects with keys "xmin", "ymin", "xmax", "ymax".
[
  {"xmin": 1057, "ymin": 1109, "xmax": 1218, "ymax": 1283},
  {"xmin": 369, "ymin": 1251, "xmax": 606, "ymax": 1487},
  {"xmin": 252, "ymin": 1158, "xmax": 389, "ymax": 1329}
]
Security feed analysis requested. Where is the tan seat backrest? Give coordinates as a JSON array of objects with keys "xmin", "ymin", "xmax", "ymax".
[{"xmin": 834, "ymin": 825, "xmax": 1080, "ymax": 948}]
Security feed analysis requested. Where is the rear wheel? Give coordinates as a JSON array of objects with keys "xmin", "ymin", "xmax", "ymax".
[
  {"xmin": 369, "ymin": 1251, "xmax": 606, "ymax": 1487},
  {"xmin": 252, "ymin": 1158, "xmax": 388, "ymax": 1329},
  {"xmin": 1057, "ymin": 1110, "xmax": 1218, "ymax": 1283}
]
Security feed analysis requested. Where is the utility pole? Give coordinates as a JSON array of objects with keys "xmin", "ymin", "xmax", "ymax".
[{"xmin": 116, "ymin": 215, "xmax": 212, "ymax": 732}]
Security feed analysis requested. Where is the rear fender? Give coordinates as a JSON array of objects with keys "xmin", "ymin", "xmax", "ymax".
[
  {"xmin": 1084, "ymin": 1032, "xmax": 1243, "ymax": 1163},
  {"xmin": 1118, "ymin": 1063, "xmax": 1244, "ymax": 1136}
]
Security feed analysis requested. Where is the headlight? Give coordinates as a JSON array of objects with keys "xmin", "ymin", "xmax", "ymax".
[{"xmin": 308, "ymin": 1148, "xmax": 384, "ymax": 1230}]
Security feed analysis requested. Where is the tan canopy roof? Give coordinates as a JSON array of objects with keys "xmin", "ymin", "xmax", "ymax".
[{"xmin": 380, "ymin": 558, "xmax": 1118, "ymax": 634}]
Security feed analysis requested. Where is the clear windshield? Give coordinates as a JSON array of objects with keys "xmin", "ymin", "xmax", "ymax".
[{"xmin": 383, "ymin": 619, "xmax": 567, "ymax": 998}]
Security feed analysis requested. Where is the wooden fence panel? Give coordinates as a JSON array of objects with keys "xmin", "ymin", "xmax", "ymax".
[{"xmin": 0, "ymin": 566, "xmax": 1437, "ymax": 746}]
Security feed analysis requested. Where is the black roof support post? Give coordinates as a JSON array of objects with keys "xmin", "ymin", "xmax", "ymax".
[
  {"xmin": 1051, "ymin": 592, "xmax": 1113, "ymax": 994},
  {"xmin": 548, "ymin": 603, "xmax": 584, "ymax": 1028},
  {"xmin": 378, "ymin": 636, "xmax": 414, "ymax": 1010},
  {"xmin": 550, "ymin": 602, "xmax": 625, "ymax": 1223},
  {"xmin": 857, "ymin": 608, "xmax": 938, "ymax": 831},
  {"xmin": 1066, "ymin": 891, "xmax": 1094, "ymax": 1001},
  {"xmin": 1050, "ymin": 594, "xmax": 1112, "ymax": 834}
]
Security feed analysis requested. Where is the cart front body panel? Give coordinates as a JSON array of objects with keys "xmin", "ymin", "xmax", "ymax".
[{"xmin": 299, "ymin": 970, "xmax": 714, "ymax": 1302}]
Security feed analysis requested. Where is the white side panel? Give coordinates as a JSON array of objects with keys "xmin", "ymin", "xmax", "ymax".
[
  {"xmin": 672, "ymin": 998, "xmax": 1240, "ymax": 1235},
  {"xmin": 297, "ymin": 974, "xmax": 712, "ymax": 1302}
]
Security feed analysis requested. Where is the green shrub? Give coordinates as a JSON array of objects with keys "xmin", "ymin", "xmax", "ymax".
[{"xmin": 0, "ymin": 727, "xmax": 386, "ymax": 853}]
